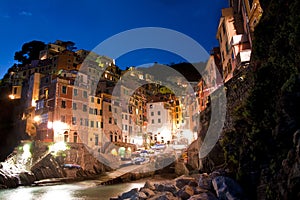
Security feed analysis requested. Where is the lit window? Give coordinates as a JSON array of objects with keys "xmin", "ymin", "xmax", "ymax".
[{"xmin": 72, "ymin": 117, "xmax": 76, "ymax": 125}]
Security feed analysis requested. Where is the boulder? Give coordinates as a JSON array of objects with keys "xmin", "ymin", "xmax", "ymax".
[
  {"xmin": 119, "ymin": 188, "xmax": 138, "ymax": 199},
  {"xmin": 19, "ymin": 172, "xmax": 36, "ymax": 186},
  {"xmin": 175, "ymin": 175, "xmax": 197, "ymax": 189},
  {"xmin": 137, "ymin": 191, "xmax": 147, "ymax": 199},
  {"xmin": 188, "ymin": 192, "xmax": 218, "ymax": 200},
  {"xmin": 193, "ymin": 186, "xmax": 209, "ymax": 195},
  {"xmin": 177, "ymin": 185, "xmax": 194, "ymax": 200},
  {"xmin": 144, "ymin": 180, "xmax": 156, "ymax": 190},
  {"xmin": 149, "ymin": 191, "xmax": 179, "ymax": 200},
  {"xmin": 198, "ymin": 173, "xmax": 213, "ymax": 190},
  {"xmin": 155, "ymin": 183, "xmax": 178, "ymax": 195},
  {"xmin": 212, "ymin": 176, "xmax": 244, "ymax": 200},
  {"xmin": 175, "ymin": 162, "xmax": 189, "ymax": 176},
  {"xmin": 140, "ymin": 188, "xmax": 156, "ymax": 197}
]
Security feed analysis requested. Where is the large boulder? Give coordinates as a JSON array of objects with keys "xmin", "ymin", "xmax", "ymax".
[
  {"xmin": 188, "ymin": 192, "xmax": 218, "ymax": 200},
  {"xmin": 177, "ymin": 185, "xmax": 194, "ymax": 200},
  {"xmin": 140, "ymin": 188, "xmax": 156, "ymax": 197},
  {"xmin": 198, "ymin": 173, "xmax": 213, "ymax": 190},
  {"xmin": 175, "ymin": 175, "xmax": 197, "ymax": 189},
  {"xmin": 19, "ymin": 171, "xmax": 36, "ymax": 186},
  {"xmin": 119, "ymin": 188, "xmax": 138, "ymax": 199},
  {"xmin": 212, "ymin": 176, "xmax": 244, "ymax": 200},
  {"xmin": 175, "ymin": 162, "xmax": 189, "ymax": 176},
  {"xmin": 155, "ymin": 183, "xmax": 178, "ymax": 196}
]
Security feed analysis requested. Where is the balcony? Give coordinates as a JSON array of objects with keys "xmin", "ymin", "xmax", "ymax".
[
  {"xmin": 230, "ymin": 34, "xmax": 249, "ymax": 46},
  {"xmin": 236, "ymin": 49, "xmax": 252, "ymax": 67}
]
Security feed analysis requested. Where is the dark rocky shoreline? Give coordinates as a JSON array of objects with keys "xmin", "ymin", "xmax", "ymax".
[{"xmin": 111, "ymin": 170, "xmax": 245, "ymax": 200}]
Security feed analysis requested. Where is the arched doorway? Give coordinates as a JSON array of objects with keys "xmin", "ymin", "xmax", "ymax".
[{"xmin": 64, "ymin": 131, "xmax": 69, "ymax": 142}]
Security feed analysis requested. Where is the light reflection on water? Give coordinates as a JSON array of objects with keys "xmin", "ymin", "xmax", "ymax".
[{"xmin": 0, "ymin": 180, "xmax": 145, "ymax": 200}]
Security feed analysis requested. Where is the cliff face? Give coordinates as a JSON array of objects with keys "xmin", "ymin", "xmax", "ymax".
[{"xmin": 191, "ymin": 0, "xmax": 300, "ymax": 199}]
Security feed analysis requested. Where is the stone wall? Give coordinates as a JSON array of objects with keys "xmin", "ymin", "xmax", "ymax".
[{"xmin": 187, "ymin": 67, "xmax": 254, "ymax": 172}]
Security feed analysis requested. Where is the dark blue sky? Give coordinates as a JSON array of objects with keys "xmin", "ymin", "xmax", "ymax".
[{"xmin": 0, "ymin": 0, "xmax": 228, "ymax": 78}]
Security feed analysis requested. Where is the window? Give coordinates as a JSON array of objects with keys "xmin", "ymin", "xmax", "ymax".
[
  {"xmin": 151, "ymin": 112, "xmax": 154, "ymax": 116},
  {"xmin": 175, "ymin": 107, "xmax": 179, "ymax": 112},
  {"xmin": 99, "ymin": 109, "xmax": 102, "ymax": 115},
  {"xmin": 80, "ymin": 118, "xmax": 83, "ymax": 126},
  {"xmin": 83, "ymin": 91, "xmax": 88, "ymax": 98},
  {"xmin": 150, "ymin": 104, "xmax": 153, "ymax": 109},
  {"xmin": 129, "ymin": 126, "xmax": 132, "ymax": 134},
  {"xmin": 157, "ymin": 111, "xmax": 161, "ymax": 115},
  {"xmin": 94, "ymin": 109, "xmax": 98, "ymax": 115},
  {"xmin": 109, "ymin": 105, "xmax": 112, "ymax": 112},
  {"xmin": 85, "ymin": 119, "xmax": 89, "ymax": 126},
  {"xmin": 64, "ymin": 131, "xmax": 68, "ymax": 142},
  {"xmin": 109, "ymin": 117, "xmax": 112, "ymax": 124},
  {"xmin": 73, "ymin": 89, "xmax": 78, "ymax": 96},
  {"xmin": 222, "ymin": 22, "xmax": 226, "ymax": 36},
  {"xmin": 62, "ymin": 86, "xmax": 67, "ymax": 94},
  {"xmin": 101, "ymin": 122, "xmax": 103, "ymax": 128},
  {"xmin": 152, "ymin": 119, "xmax": 154, "ymax": 124},
  {"xmin": 61, "ymin": 115, "xmax": 66, "ymax": 122},
  {"xmin": 95, "ymin": 134, "xmax": 98, "ymax": 146},
  {"xmin": 72, "ymin": 117, "xmax": 76, "ymax": 125},
  {"xmin": 97, "ymin": 98, "xmax": 101, "ymax": 104},
  {"xmin": 114, "ymin": 108, "xmax": 117, "ymax": 113},
  {"xmin": 90, "ymin": 120, "xmax": 94, "ymax": 127},
  {"xmin": 73, "ymin": 132, "xmax": 78, "ymax": 143},
  {"xmin": 96, "ymin": 121, "xmax": 100, "ymax": 128},
  {"xmin": 125, "ymin": 125, "xmax": 128, "ymax": 131},
  {"xmin": 83, "ymin": 104, "xmax": 87, "ymax": 112},
  {"xmin": 91, "ymin": 97, "xmax": 94, "ymax": 103},
  {"xmin": 114, "ymin": 119, "xmax": 117, "ymax": 125},
  {"xmin": 89, "ymin": 108, "xmax": 93, "ymax": 114},
  {"xmin": 61, "ymin": 100, "xmax": 66, "ymax": 108},
  {"xmin": 72, "ymin": 103, "xmax": 77, "ymax": 110},
  {"xmin": 158, "ymin": 118, "xmax": 161, "ymax": 123}
]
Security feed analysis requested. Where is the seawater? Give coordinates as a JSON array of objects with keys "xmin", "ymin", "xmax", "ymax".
[{"xmin": 0, "ymin": 180, "xmax": 145, "ymax": 200}]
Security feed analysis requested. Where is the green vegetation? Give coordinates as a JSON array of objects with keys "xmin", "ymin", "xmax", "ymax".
[{"xmin": 221, "ymin": 0, "xmax": 300, "ymax": 198}]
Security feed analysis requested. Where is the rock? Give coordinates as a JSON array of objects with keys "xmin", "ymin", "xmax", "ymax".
[
  {"xmin": 212, "ymin": 176, "xmax": 244, "ymax": 200},
  {"xmin": 144, "ymin": 180, "xmax": 156, "ymax": 190},
  {"xmin": 149, "ymin": 191, "xmax": 179, "ymax": 200},
  {"xmin": 119, "ymin": 188, "xmax": 138, "ymax": 199},
  {"xmin": 175, "ymin": 162, "xmax": 189, "ymax": 176},
  {"xmin": 193, "ymin": 186, "xmax": 208, "ymax": 194},
  {"xmin": 19, "ymin": 172, "xmax": 36, "ymax": 186},
  {"xmin": 137, "ymin": 191, "xmax": 147, "ymax": 199},
  {"xmin": 155, "ymin": 183, "xmax": 178, "ymax": 195},
  {"xmin": 140, "ymin": 188, "xmax": 156, "ymax": 197},
  {"xmin": 177, "ymin": 185, "xmax": 194, "ymax": 200},
  {"xmin": 175, "ymin": 175, "xmax": 197, "ymax": 189},
  {"xmin": 188, "ymin": 192, "xmax": 218, "ymax": 200},
  {"xmin": 198, "ymin": 173, "xmax": 213, "ymax": 190}
]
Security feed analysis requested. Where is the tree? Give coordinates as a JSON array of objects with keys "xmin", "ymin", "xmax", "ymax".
[{"xmin": 14, "ymin": 40, "xmax": 46, "ymax": 65}]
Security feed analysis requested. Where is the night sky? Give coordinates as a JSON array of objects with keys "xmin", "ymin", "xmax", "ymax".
[{"xmin": 0, "ymin": 0, "xmax": 228, "ymax": 78}]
